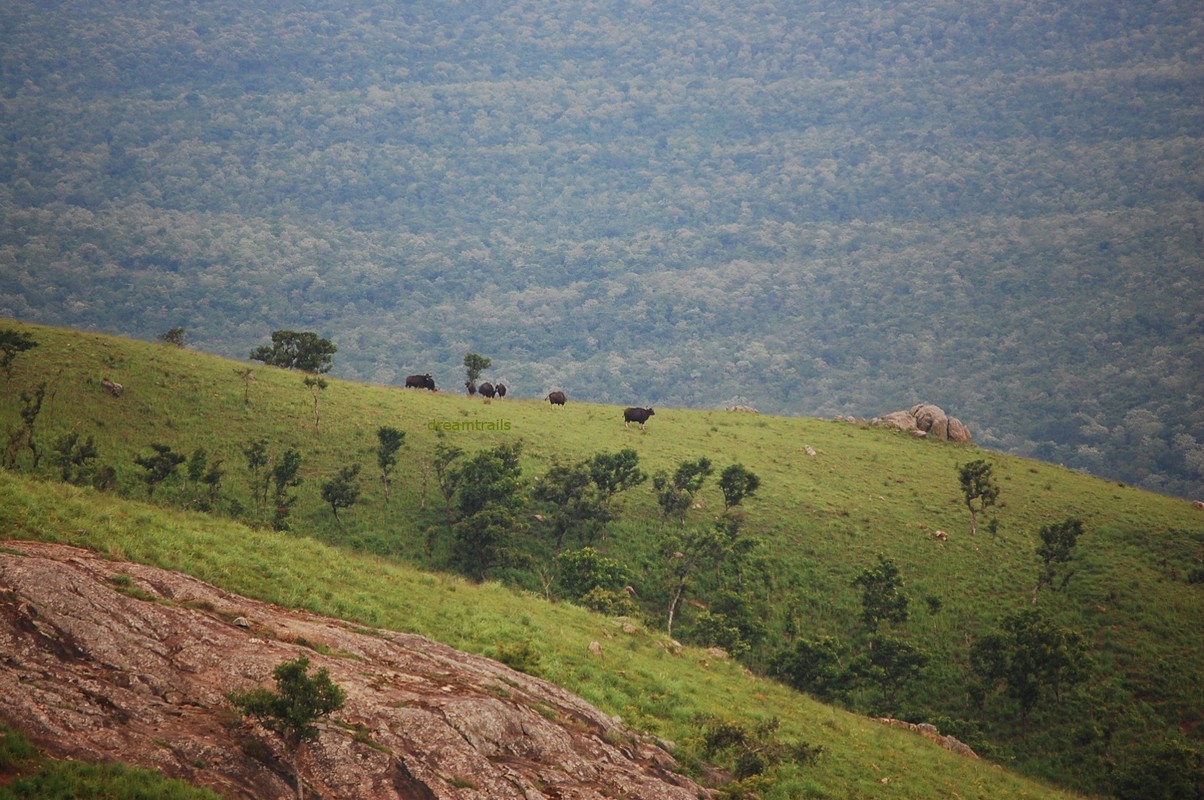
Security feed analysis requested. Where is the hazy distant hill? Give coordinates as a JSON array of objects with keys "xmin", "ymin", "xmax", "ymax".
[{"xmin": 1, "ymin": 0, "xmax": 1202, "ymax": 497}]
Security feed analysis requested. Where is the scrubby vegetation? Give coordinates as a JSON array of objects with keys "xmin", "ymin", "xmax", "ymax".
[{"xmin": 0, "ymin": 718, "xmax": 221, "ymax": 800}]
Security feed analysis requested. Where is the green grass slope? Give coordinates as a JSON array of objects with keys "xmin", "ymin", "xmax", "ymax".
[
  {"xmin": 2, "ymin": 320, "xmax": 1202, "ymax": 797},
  {"xmin": 2, "ymin": 472, "xmax": 1079, "ymax": 800}
]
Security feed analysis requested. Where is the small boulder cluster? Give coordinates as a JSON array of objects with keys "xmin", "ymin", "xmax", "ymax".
[{"xmin": 870, "ymin": 403, "xmax": 972, "ymax": 443}]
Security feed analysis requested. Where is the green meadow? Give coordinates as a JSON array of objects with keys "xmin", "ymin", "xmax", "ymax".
[{"xmin": 2, "ymin": 321, "xmax": 1201, "ymax": 798}]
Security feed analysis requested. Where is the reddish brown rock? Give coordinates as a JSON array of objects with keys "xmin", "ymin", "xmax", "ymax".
[{"xmin": 0, "ymin": 541, "xmax": 706, "ymax": 800}]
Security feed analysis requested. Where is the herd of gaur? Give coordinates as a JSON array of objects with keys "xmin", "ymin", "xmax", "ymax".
[{"xmin": 403, "ymin": 373, "xmax": 655, "ymax": 429}]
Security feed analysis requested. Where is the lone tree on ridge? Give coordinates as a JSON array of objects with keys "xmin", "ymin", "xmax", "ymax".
[
  {"xmin": 463, "ymin": 352, "xmax": 492, "ymax": 385},
  {"xmin": 250, "ymin": 330, "xmax": 336, "ymax": 374}
]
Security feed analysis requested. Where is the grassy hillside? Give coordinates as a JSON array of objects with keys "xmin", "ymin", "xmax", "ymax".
[
  {"xmin": 2, "ymin": 321, "xmax": 1203, "ymax": 797},
  {"xmin": 2, "ymin": 0, "xmax": 1202, "ymax": 498},
  {"xmin": 2, "ymin": 473, "xmax": 1082, "ymax": 800}
]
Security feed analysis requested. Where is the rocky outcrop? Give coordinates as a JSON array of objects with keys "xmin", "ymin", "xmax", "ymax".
[
  {"xmin": 875, "ymin": 718, "xmax": 978, "ymax": 760},
  {"xmin": 0, "ymin": 541, "xmax": 705, "ymax": 800},
  {"xmin": 946, "ymin": 416, "xmax": 972, "ymax": 443},
  {"xmin": 871, "ymin": 403, "xmax": 972, "ymax": 443}
]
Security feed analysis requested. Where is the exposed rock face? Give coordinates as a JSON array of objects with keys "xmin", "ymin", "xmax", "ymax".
[
  {"xmin": 871, "ymin": 403, "xmax": 972, "ymax": 443},
  {"xmin": 873, "ymin": 409, "xmax": 921, "ymax": 433},
  {"xmin": 0, "ymin": 541, "xmax": 705, "ymax": 800},
  {"xmin": 910, "ymin": 404, "xmax": 948, "ymax": 440},
  {"xmin": 946, "ymin": 416, "xmax": 972, "ymax": 444}
]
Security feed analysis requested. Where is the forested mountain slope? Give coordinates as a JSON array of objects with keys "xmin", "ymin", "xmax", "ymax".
[{"xmin": 1, "ymin": 0, "xmax": 1202, "ymax": 496}]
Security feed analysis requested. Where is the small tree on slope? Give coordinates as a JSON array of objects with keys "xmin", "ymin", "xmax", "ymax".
[
  {"xmin": 957, "ymin": 459, "xmax": 999, "ymax": 535},
  {"xmin": 229, "ymin": 656, "xmax": 346, "ymax": 800}
]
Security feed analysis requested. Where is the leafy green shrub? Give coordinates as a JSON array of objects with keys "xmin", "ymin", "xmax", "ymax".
[
  {"xmin": 1110, "ymin": 737, "xmax": 1204, "ymax": 800},
  {"xmin": 577, "ymin": 586, "xmax": 638, "ymax": 617},
  {"xmin": 769, "ymin": 636, "xmax": 849, "ymax": 703},
  {"xmin": 492, "ymin": 639, "xmax": 542, "ymax": 676},
  {"xmin": 693, "ymin": 714, "xmax": 823, "ymax": 784},
  {"xmin": 689, "ymin": 611, "xmax": 750, "ymax": 658},
  {"xmin": 228, "ymin": 656, "xmax": 346, "ymax": 800},
  {"xmin": 556, "ymin": 547, "xmax": 630, "ymax": 600},
  {"xmin": 693, "ymin": 590, "xmax": 767, "ymax": 656}
]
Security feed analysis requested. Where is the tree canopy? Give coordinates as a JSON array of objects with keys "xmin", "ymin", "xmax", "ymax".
[
  {"xmin": 250, "ymin": 331, "xmax": 337, "ymax": 374},
  {"xmin": 970, "ymin": 609, "xmax": 1091, "ymax": 731},
  {"xmin": 852, "ymin": 555, "xmax": 910, "ymax": 633},
  {"xmin": 958, "ymin": 460, "xmax": 1000, "ymax": 535},
  {"xmin": 229, "ymin": 656, "xmax": 346, "ymax": 800},
  {"xmin": 463, "ymin": 353, "xmax": 492, "ymax": 384},
  {"xmin": 1032, "ymin": 517, "xmax": 1085, "ymax": 604}
]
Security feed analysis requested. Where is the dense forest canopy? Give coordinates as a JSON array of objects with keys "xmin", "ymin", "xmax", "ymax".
[{"xmin": 1, "ymin": 0, "xmax": 1202, "ymax": 496}]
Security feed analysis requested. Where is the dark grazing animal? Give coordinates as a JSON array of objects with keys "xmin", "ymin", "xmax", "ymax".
[
  {"xmin": 546, "ymin": 391, "xmax": 567, "ymax": 406},
  {"xmin": 405, "ymin": 373, "xmax": 436, "ymax": 391},
  {"xmin": 623, "ymin": 407, "xmax": 655, "ymax": 429},
  {"xmin": 479, "ymin": 382, "xmax": 496, "ymax": 398},
  {"xmin": 465, "ymin": 380, "xmax": 476, "ymax": 396},
  {"xmin": 496, "ymin": 382, "xmax": 507, "ymax": 398}
]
